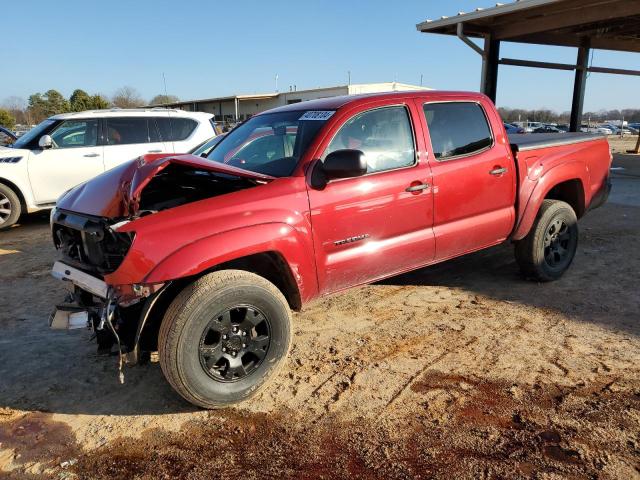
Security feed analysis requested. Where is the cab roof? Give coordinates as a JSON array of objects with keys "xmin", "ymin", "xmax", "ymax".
[{"xmin": 263, "ymin": 90, "xmax": 489, "ymax": 115}]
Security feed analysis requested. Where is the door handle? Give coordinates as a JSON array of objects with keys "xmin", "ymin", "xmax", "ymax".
[
  {"xmin": 147, "ymin": 149, "xmax": 162, "ymax": 153},
  {"xmin": 405, "ymin": 183, "xmax": 430, "ymax": 192},
  {"xmin": 83, "ymin": 153, "xmax": 100, "ymax": 158},
  {"xmin": 489, "ymin": 167, "xmax": 507, "ymax": 175}
]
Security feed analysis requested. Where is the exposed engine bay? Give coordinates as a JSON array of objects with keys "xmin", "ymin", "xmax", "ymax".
[{"xmin": 137, "ymin": 163, "xmax": 263, "ymax": 214}]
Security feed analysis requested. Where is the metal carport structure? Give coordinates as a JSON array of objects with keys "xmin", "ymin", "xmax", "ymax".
[{"xmin": 416, "ymin": 0, "xmax": 640, "ymax": 136}]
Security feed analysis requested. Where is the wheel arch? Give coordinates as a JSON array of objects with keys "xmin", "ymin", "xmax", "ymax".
[
  {"xmin": 136, "ymin": 250, "xmax": 302, "ymax": 357},
  {"xmin": 512, "ymin": 162, "xmax": 588, "ymax": 241},
  {"xmin": 0, "ymin": 176, "xmax": 27, "ymax": 212}
]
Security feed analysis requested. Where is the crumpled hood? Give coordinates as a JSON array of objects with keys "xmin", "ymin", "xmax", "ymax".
[{"xmin": 56, "ymin": 154, "xmax": 275, "ymax": 218}]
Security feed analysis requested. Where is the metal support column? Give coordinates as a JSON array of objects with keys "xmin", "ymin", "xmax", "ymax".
[
  {"xmin": 570, "ymin": 41, "xmax": 590, "ymax": 132},
  {"xmin": 481, "ymin": 36, "xmax": 500, "ymax": 103}
]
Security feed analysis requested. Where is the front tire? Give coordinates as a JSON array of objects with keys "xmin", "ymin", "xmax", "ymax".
[
  {"xmin": 514, "ymin": 200, "xmax": 578, "ymax": 282},
  {"xmin": 158, "ymin": 270, "xmax": 291, "ymax": 409},
  {"xmin": 0, "ymin": 184, "xmax": 21, "ymax": 231}
]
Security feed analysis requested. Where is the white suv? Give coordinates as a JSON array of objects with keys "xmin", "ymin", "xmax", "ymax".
[{"xmin": 0, "ymin": 109, "xmax": 216, "ymax": 229}]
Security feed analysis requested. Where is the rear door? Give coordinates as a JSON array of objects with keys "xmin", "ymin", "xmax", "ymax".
[
  {"xmin": 27, "ymin": 118, "xmax": 104, "ymax": 204},
  {"xmin": 102, "ymin": 117, "xmax": 170, "ymax": 170},
  {"xmin": 417, "ymin": 99, "xmax": 515, "ymax": 260},
  {"xmin": 155, "ymin": 117, "xmax": 199, "ymax": 153},
  {"xmin": 307, "ymin": 101, "xmax": 435, "ymax": 294}
]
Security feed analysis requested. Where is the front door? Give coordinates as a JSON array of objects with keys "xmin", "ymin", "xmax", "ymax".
[
  {"xmin": 28, "ymin": 118, "xmax": 104, "ymax": 205},
  {"xmin": 418, "ymin": 100, "xmax": 516, "ymax": 261},
  {"xmin": 307, "ymin": 103, "xmax": 435, "ymax": 295}
]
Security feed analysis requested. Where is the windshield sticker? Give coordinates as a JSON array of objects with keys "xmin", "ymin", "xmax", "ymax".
[{"xmin": 299, "ymin": 111, "xmax": 335, "ymax": 121}]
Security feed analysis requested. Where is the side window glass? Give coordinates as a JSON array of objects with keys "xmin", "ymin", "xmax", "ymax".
[
  {"xmin": 325, "ymin": 106, "xmax": 415, "ymax": 174},
  {"xmin": 156, "ymin": 117, "xmax": 197, "ymax": 141},
  {"xmin": 105, "ymin": 118, "xmax": 150, "ymax": 145},
  {"xmin": 423, "ymin": 102, "xmax": 492, "ymax": 160},
  {"xmin": 50, "ymin": 120, "xmax": 99, "ymax": 148}
]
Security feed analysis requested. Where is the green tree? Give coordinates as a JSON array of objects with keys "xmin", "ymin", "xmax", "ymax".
[
  {"xmin": 70, "ymin": 89, "xmax": 92, "ymax": 112},
  {"xmin": 149, "ymin": 94, "xmax": 179, "ymax": 105},
  {"xmin": 90, "ymin": 94, "xmax": 110, "ymax": 109},
  {"xmin": 28, "ymin": 90, "xmax": 70, "ymax": 121},
  {"xmin": 0, "ymin": 109, "xmax": 16, "ymax": 130}
]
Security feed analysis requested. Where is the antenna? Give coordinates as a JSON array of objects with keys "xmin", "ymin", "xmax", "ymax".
[
  {"xmin": 162, "ymin": 72, "xmax": 174, "ymax": 150},
  {"xmin": 275, "ymin": 74, "xmax": 279, "ymax": 92},
  {"xmin": 348, "ymin": 70, "xmax": 351, "ymax": 85}
]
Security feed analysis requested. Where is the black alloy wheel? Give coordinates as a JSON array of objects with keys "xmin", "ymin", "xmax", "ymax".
[{"xmin": 198, "ymin": 305, "xmax": 271, "ymax": 382}]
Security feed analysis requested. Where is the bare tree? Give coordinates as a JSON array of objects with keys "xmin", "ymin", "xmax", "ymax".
[
  {"xmin": 1, "ymin": 96, "xmax": 29, "ymax": 125},
  {"xmin": 149, "ymin": 94, "xmax": 180, "ymax": 106},
  {"xmin": 112, "ymin": 86, "xmax": 145, "ymax": 108}
]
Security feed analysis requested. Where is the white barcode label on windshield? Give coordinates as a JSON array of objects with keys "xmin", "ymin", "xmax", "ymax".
[{"xmin": 299, "ymin": 111, "xmax": 335, "ymax": 121}]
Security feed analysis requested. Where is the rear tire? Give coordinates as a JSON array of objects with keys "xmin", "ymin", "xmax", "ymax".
[
  {"xmin": 158, "ymin": 270, "xmax": 291, "ymax": 409},
  {"xmin": 0, "ymin": 184, "xmax": 21, "ymax": 231},
  {"xmin": 514, "ymin": 200, "xmax": 578, "ymax": 282}
]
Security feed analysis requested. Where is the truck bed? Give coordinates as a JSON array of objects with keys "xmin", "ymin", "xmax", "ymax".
[{"xmin": 509, "ymin": 132, "xmax": 606, "ymax": 152}]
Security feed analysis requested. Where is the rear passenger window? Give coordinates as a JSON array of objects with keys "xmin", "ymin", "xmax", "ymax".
[
  {"xmin": 423, "ymin": 102, "xmax": 492, "ymax": 160},
  {"xmin": 105, "ymin": 118, "xmax": 151, "ymax": 145},
  {"xmin": 155, "ymin": 117, "xmax": 197, "ymax": 141},
  {"xmin": 325, "ymin": 106, "xmax": 415, "ymax": 174}
]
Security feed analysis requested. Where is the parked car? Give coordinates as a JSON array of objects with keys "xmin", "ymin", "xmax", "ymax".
[
  {"xmin": 503, "ymin": 123, "xmax": 524, "ymax": 134},
  {"xmin": 49, "ymin": 91, "xmax": 611, "ymax": 408},
  {"xmin": 603, "ymin": 124, "xmax": 634, "ymax": 136},
  {"xmin": 0, "ymin": 109, "xmax": 216, "ymax": 229},
  {"xmin": 190, "ymin": 134, "xmax": 226, "ymax": 157},
  {"xmin": 533, "ymin": 125, "xmax": 565, "ymax": 133},
  {"xmin": 581, "ymin": 125, "xmax": 613, "ymax": 135},
  {"xmin": 0, "ymin": 126, "xmax": 17, "ymax": 146}
]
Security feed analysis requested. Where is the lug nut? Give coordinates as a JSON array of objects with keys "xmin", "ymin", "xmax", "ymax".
[
  {"xmin": 231, "ymin": 351, "xmax": 236, "ymax": 357},
  {"xmin": 241, "ymin": 331, "xmax": 247, "ymax": 336},
  {"xmin": 232, "ymin": 326, "xmax": 238, "ymax": 333},
  {"xmin": 222, "ymin": 334, "xmax": 227, "ymax": 340},
  {"xmin": 242, "ymin": 343, "xmax": 247, "ymax": 348},
  {"xmin": 222, "ymin": 347, "xmax": 227, "ymax": 352}
]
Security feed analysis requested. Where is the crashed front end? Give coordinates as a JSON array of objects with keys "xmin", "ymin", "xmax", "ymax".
[
  {"xmin": 48, "ymin": 154, "xmax": 273, "ymax": 379},
  {"xmin": 49, "ymin": 208, "xmax": 162, "ymax": 378}
]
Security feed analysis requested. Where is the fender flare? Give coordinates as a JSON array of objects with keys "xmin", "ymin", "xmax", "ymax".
[
  {"xmin": 141, "ymin": 222, "xmax": 318, "ymax": 302},
  {"xmin": 512, "ymin": 161, "xmax": 588, "ymax": 241}
]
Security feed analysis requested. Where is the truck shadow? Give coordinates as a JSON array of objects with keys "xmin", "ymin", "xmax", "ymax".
[{"xmin": 379, "ymin": 201, "xmax": 639, "ymax": 339}]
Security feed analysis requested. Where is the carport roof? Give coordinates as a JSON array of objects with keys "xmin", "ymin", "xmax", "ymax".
[{"xmin": 416, "ymin": 0, "xmax": 640, "ymax": 53}]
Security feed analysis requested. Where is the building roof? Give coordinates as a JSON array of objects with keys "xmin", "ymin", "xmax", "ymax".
[
  {"xmin": 416, "ymin": 0, "xmax": 640, "ymax": 53},
  {"xmin": 149, "ymin": 83, "xmax": 431, "ymax": 108}
]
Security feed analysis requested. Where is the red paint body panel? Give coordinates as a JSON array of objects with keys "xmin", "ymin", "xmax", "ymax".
[{"xmin": 55, "ymin": 91, "xmax": 611, "ymax": 307}]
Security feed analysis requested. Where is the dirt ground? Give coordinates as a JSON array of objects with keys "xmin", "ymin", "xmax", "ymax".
[{"xmin": 0, "ymin": 146, "xmax": 639, "ymax": 479}]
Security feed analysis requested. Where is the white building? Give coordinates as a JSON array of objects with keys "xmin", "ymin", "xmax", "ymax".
[{"xmin": 152, "ymin": 82, "xmax": 431, "ymax": 124}]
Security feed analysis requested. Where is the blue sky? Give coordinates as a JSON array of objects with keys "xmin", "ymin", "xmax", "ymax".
[{"xmin": 3, "ymin": 0, "xmax": 638, "ymax": 111}]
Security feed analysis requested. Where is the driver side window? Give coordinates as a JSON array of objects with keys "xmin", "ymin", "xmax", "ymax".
[
  {"xmin": 50, "ymin": 120, "xmax": 99, "ymax": 148},
  {"xmin": 324, "ymin": 106, "xmax": 415, "ymax": 174}
]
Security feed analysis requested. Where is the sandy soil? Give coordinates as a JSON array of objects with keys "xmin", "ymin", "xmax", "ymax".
[{"xmin": 0, "ymin": 155, "xmax": 638, "ymax": 479}]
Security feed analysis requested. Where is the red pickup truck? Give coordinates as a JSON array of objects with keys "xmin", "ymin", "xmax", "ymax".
[{"xmin": 50, "ymin": 91, "xmax": 611, "ymax": 408}]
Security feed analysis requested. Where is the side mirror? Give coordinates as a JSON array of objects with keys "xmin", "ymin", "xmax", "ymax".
[
  {"xmin": 310, "ymin": 149, "xmax": 367, "ymax": 189},
  {"xmin": 38, "ymin": 135, "xmax": 53, "ymax": 149}
]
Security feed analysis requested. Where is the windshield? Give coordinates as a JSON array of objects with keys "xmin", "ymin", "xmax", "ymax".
[
  {"xmin": 12, "ymin": 119, "xmax": 57, "ymax": 149},
  {"xmin": 207, "ymin": 110, "xmax": 333, "ymax": 177}
]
